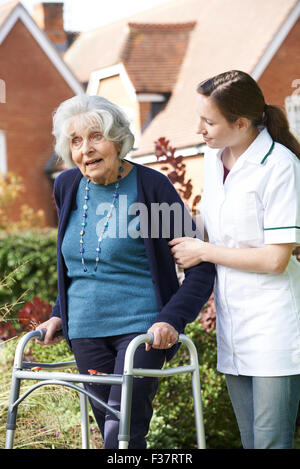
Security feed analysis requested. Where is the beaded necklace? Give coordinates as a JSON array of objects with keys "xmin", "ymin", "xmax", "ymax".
[{"xmin": 80, "ymin": 162, "xmax": 124, "ymax": 275}]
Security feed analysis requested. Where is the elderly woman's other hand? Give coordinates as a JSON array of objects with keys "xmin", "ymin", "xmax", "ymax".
[
  {"xmin": 36, "ymin": 317, "xmax": 63, "ymax": 345},
  {"xmin": 146, "ymin": 322, "xmax": 178, "ymax": 351}
]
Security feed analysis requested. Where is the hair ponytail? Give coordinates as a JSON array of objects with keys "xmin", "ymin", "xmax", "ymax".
[
  {"xmin": 197, "ymin": 70, "xmax": 300, "ymax": 160},
  {"xmin": 263, "ymin": 104, "xmax": 300, "ymax": 159}
]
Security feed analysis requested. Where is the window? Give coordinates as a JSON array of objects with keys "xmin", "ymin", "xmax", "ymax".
[
  {"xmin": 0, "ymin": 130, "xmax": 7, "ymax": 174},
  {"xmin": 285, "ymin": 94, "xmax": 300, "ymax": 140},
  {"xmin": 138, "ymin": 93, "xmax": 170, "ymax": 132},
  {"xmin": 0, "ymin": 79, "xmax": 5, "ymax": 103}
]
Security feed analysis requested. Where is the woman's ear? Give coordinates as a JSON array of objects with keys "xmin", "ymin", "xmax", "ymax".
[
  {"xmin": 114, "ymin": 142, "xmax": 122, "ymax": 157},
  {"xmin": 236, "ymin": 116, "xmax": 250, "ymax": 131}
]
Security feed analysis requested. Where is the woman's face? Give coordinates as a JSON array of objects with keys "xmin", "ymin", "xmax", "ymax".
[
  {"xmin": 196, "ymin": 94, "xmax": 241, "ymax": 149},
  {"xmin": 69, "ymin": 121, "xmax": 121, "ymax": 185}
]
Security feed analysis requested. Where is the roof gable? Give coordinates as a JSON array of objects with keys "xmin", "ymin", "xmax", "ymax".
[{"xmin": 0, "ymin": 1, "xmax": 83, "ymax": 94}]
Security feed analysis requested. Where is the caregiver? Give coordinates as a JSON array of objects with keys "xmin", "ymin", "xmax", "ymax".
[{"xmin": 169, "ymin": 70, "xmax": 300, "ymax": 449}]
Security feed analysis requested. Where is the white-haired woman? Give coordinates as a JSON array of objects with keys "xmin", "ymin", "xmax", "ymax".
[{"xmin": 37, "ymin": 94, "xmax": 215, "ymax": 449}]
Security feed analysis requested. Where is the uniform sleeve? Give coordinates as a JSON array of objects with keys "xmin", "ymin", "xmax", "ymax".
[{"xmin": 263, "ymin": 158, "xmax": 300, "ymax": 245}]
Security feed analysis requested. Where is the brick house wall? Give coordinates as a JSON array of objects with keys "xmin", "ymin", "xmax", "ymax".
[
  {"xmin": 0, "ymin": 18, "xmax": 75, "ymax": 226},
  {"xmin": 258, "ymin": 18, "xmax": 300, "ymax": 108}
]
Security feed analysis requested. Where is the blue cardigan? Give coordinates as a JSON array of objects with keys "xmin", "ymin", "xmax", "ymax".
[{"xmin": 51, "ymin": 162, "xmax": 215, "ymax": 358}]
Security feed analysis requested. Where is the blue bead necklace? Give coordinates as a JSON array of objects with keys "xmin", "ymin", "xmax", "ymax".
[{"xmin": 80, "ymin": 163, "xmax": 124, "ymax": 275}]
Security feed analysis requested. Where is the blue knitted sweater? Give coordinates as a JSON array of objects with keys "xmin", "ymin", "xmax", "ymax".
[{"xmin": 61, "ymin": 166, "xmax": 158, "ymax": 339}]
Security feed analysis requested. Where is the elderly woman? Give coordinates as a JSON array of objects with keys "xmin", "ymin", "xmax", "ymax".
[{"xmin": 37, "ymin": 94, "xmax": 215, "ymax": 449}]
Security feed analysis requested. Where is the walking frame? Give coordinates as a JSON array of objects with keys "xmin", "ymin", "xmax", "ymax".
[{"xmin": 5, "ymin": 330, "xmax": 206, "ymax": 449}]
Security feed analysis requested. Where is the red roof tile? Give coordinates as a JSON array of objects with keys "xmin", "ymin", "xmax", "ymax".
[{"xmin": 122, "ymin": 22, "xmax": 196, "ymax": 93}]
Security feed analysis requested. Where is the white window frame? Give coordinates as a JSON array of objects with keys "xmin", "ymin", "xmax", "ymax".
[{"xmin": 0, "ymin": 130, "xmax": 7, "ymax": 174}]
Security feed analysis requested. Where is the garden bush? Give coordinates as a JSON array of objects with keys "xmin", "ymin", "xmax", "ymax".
[
  {"xmin": 147, "ymin": 320, "xmax": 241, "ymax": 449},
  {"xmin": 0, "ymin": 230, "xmax": 58, "ymax": 335}
]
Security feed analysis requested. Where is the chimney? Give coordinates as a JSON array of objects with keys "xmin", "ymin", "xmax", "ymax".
[{"xmin": 33, "ymin": 3, "xmax": 67, "ymax": 50}]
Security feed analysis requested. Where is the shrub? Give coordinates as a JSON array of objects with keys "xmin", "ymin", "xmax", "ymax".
[
  {"xmin": 0, "ymin": 230, "xmax": 58, "ymax": 334},
  {"xmin": 0, "ymin": 171, "xmax": 45, "ymax": 232},
  {"xmin": 147, "ymin": 319, "xmax": 241, "ymax": 449}
]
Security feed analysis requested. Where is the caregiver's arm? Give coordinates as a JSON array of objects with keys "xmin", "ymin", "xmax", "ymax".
[{"xmin": 169, "ymin": 238, "xmax": 295, "ymax": 274}]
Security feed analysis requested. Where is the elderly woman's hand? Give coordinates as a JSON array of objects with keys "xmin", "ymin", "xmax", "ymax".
[
  {"xmin": 146, "ymin": 322, "xmax": 178, "ymax": 351},
  {"xmin": 36, "ymin": 317, "xmax": 63, "ymax": 345}
]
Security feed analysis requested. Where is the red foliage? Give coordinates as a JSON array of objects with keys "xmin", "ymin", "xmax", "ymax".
[
  {"xmin": 154, "ymin": 137, "xmax": 201, "ymax": 214},
  {"xmin": 0, "ymin": 322, "xmax": 18, "ymax": 340},
  {"xmin": 199, "ymin": 293, "xmax": 216, "ymax": 332},
  {"xmin": 0, "ymin": 297, "xmax": 52, "ymax": 339},
  {"xmin": 51, "ymin": 191, "xmax": 57, "ymax": 211},
  {"xmin": 18, "ymin": 297, "xmax": 52, "ymax": 330}
]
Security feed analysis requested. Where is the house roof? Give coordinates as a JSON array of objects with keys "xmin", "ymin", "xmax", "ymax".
[
  {"xmin": 122, "ymin": 22, "xmax": 196, "ymax": 93},
  {"xmin": 0, "ymin": 1, "xmax": 83, "ymax": 94},
  {"xmin": 63, "ymin": 0, "xmax": 300, "ymax": 156},
  {"xmin": 0, "ymin": 0, "xmax": 18, "ymax": 25}
]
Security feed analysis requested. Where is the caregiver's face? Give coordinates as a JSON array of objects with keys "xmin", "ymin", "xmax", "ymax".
[
  {"xmin": 196, "ymin": 94, "xmax": 239, "ymax": 149},
  {"xmin": 69, "ymin": 120, "xmax": 120, "ymax": 185}
]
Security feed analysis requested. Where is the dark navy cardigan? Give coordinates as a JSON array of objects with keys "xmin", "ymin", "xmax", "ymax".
[{"xmin": 51, "ymin": 162, "xmax": 215, "ymax": 358}]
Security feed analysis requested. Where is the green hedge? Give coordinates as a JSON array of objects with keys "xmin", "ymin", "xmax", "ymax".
[{"xmin": 0, "ymin": 230, "xmax": 58, "ymax": 322}]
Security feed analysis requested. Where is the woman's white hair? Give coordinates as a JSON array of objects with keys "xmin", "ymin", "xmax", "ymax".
[{"xmin": 52, "ymin": 94, "xmax": 135, "ymax": 166}]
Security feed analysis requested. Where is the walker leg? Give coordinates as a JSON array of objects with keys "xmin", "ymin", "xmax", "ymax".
[
  {"xmin": 118, "ymin": 374, "xmax": 133, "ymax": 449},
  {"xmin": 5, "ymin": 429, "xmax": 16, "ymax": 449},
  {"xmin": 79, "ymin": 384, "xmax": 90, "ymax": 449},
  {"xmin": 5, "ymin": 374, "xmax": 21, "ymax": 449},
  {"xmin": 192, "ymin": 368, "xmax": 206, "ymax": 449}
]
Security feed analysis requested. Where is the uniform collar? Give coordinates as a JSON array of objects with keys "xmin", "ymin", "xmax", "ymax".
[{"xmin": 216, "ymin": 127, "xmax": 274, "ymax": 167}]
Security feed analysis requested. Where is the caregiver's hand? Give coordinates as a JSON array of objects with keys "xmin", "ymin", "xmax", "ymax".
[{"xmin": 168, "ymin": 237, "xmax": 208, "ymax": 268}]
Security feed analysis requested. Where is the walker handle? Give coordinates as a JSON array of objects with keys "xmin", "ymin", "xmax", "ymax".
[
  {"xmin": 146, "ymin": 331, "xmax": 179, "ymax": 346},
  {"xmin": 36, "ymin": 329, "xmax": 63, "ymax": 341},
  {"xmin": 147, "ymin": 332, "xmax": 154, "ymax": 345}
]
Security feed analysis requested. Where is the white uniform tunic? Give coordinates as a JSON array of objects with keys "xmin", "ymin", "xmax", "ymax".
[{"xmin": 200, "ymin": 128, "xmax": 300, "ymax": 376}]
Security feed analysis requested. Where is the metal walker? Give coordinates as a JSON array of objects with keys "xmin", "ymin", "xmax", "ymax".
[{"xmin": 5, "ymin": 329, "xmax": 206, "ymax": 449}]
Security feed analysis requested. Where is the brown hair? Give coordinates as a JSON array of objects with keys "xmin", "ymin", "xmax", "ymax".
[{"xmin": 197, "ymin": 70, "xmax": 300, "ymax": 159}]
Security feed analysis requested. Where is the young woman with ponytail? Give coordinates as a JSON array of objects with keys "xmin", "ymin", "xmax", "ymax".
[{"xmin": 169, "ymin": 70, "xmax": 300, "ymax": 449}]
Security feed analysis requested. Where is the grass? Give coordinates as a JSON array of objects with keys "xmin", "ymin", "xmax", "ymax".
[{"xmin": 0, "ymin": 335, "xmax": 103, "ymax": 449}]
